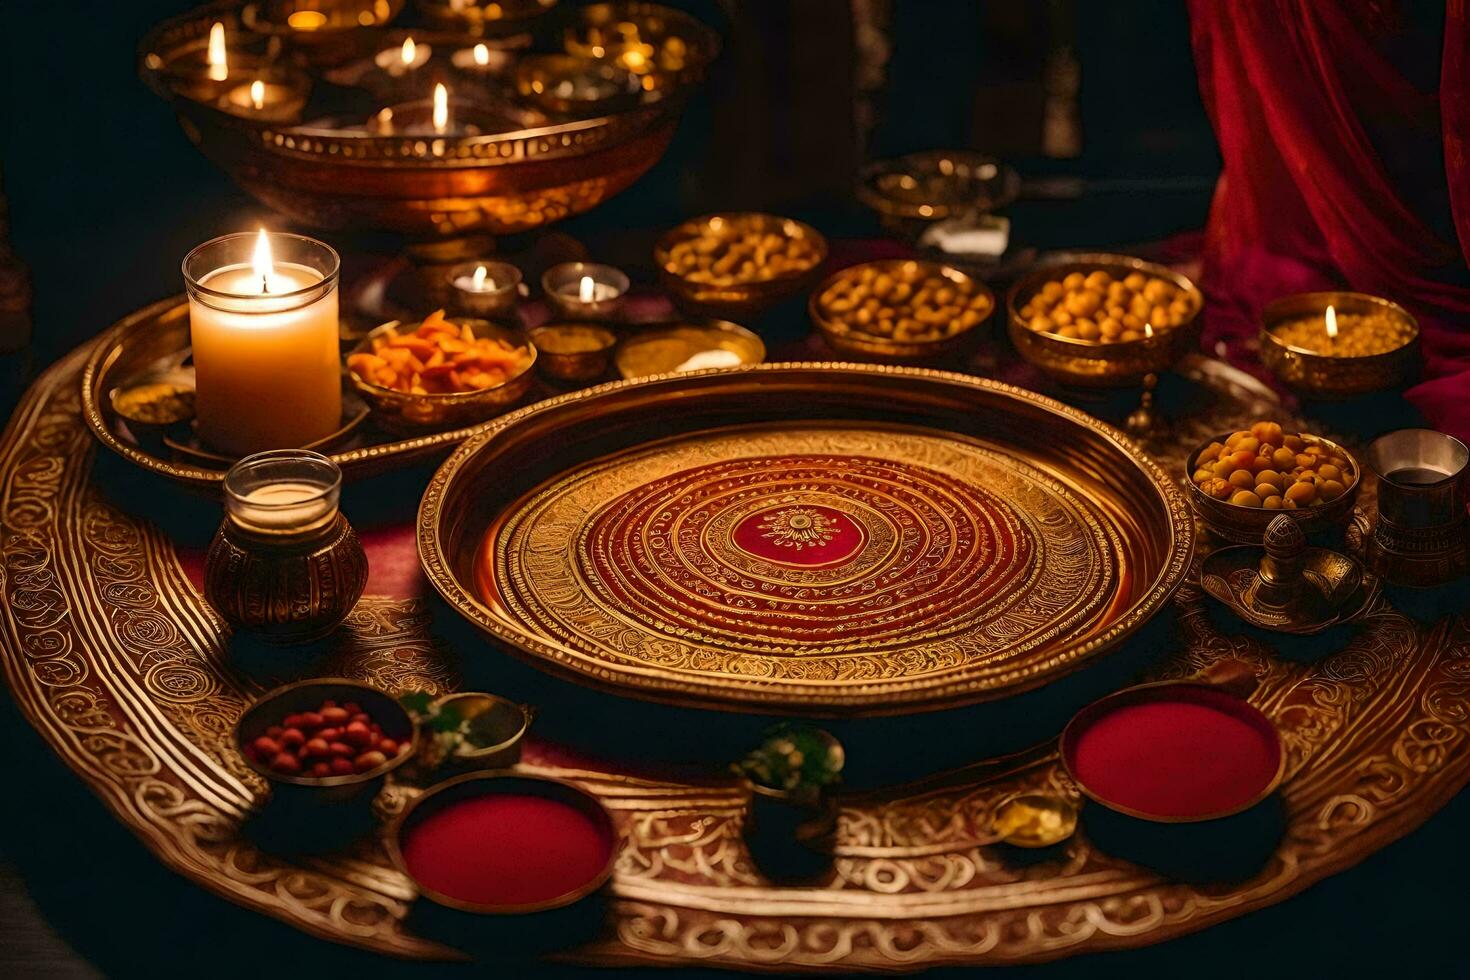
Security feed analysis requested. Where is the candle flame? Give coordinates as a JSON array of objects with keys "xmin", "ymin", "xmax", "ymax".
[
  {"xmin": 252, "ymin": 229, "xmax": 274, "ymax": 294},
  {"xmin": 401, "ymin": 36, "xmax": 417, "ymax": 66},
  {"xmin": 207, "ymin": 22, "xmax": 228, "ymax": 81},
  {"xmin": 1144, "ymin": 322, "xmax": 1154, "ymax": 339},
  {"xmin": 432, "ymin": 83, "xmax": 449, "ymax": 133},
  {"xmin": 578, "ymin": 276, "xmax": 596, "ymax": 303},
  {"xmin": 472, "ymin": 265, "xmax": 488, "ymax": 290},
  {"xmin": 473, "ymin": 43, "xmax": 490, "ymax": 66},
  {"xmin": 1325, "ymin": 304, "xmax": 1338, "ymax": 339},
  {"xmin": 249, "ymin": 79, "xmax": 265, "ymax": 110}
]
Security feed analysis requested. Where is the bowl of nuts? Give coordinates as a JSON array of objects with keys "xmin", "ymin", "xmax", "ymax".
[
  {"xmin": 235, "ymin": 678, "xmax": 417, "ymax": 805},
  {"xmin": 1259, "ymin": 291, "xmax": 1420, "ymax": 399},
  {"xmin": 655, "ymin": 212, "xmax": 828, "ymax": 318},
  {"xmin": 1006, "ymin": 254, "xmax": 1202, "ymax": 387},
  {"xmin": 345, "ymin": 310, "xmax": 537, "ymax": 432},
  {"xmin": 808, "ymin": 259, "xmax": 994, "ymax": 362},
  {"xmin": 1186, "ymin": 421, "xmax": 1360, "ymax": 543}
]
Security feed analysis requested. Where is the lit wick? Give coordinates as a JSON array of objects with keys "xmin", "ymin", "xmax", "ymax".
[
  {"xmin": 252, "ymin": 228, "xmax": 274, "ymax": 295},
  {"xmin": 207, "ymin": 21, "xmax": 228, "ymax": 82},
  {"xmin": 1325, "ymin": 304, "xmax": 1338, "ymax": 340},
  {"xmin": 249, "ymin": 79, "xmax": 265, "ymax": 111},
  {"xmin": 578, "ymin": 275, "xmax": 596, "ymax": 303},
  {"xmin": 1144, "ymin": 322, "xmax": 1154, "ymax": 339},
  {"xmin": 474, "ymin": 43, "xmax": 490, "ymax": 66},
  {"xmin": 401, "ymin": 36, "xmax": 417, "ymax": 67},
  {"xmin": 432, "ymin": 83, "xmax": 449, "ymax": 134},
  {"xmin": 472, "ymin": 264, "xmax": 491, "ymax": 291}
]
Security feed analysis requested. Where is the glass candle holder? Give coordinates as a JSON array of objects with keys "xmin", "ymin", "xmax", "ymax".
[
  {"xmin": 446, "ymin": 260, "xmax": 522, "ymax": 319},
  {"xmin": 1364, "ymin": 428, "xmax": 1470, "ymax": 587},
  {"xmin": 205, "ymin": 450, "xmax": 368, "ymax": 643},
  {"xmin": 541, "ymin": 262, "xmax": 628, "ymax": 321},
  {"xmin": 184, "ymin": 232, "xmax": 341, "ymax": 459}
]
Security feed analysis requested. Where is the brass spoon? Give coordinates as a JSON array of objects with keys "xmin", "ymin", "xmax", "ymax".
[{"xmin": 992, "ymin": 793, "xmax": 1079, "ymax": 848}]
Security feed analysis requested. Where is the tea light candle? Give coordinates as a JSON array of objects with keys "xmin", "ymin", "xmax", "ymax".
[
  {"xmin": 448, "ymin": 260, "xmax": 522, "ymax": 318},
  {"xmin": 376, "ymin": 36, "xmax": 431, "ymax": 76},
  {"xmin": 184, "ymin": 231, "xmax": 342, "ymax": 457},
  {"xmin": 163, "ymin": 20, "xmax": 265, "ymax": 102},
  {"xmin": 542, "ymin": 262, "xmax": 629, "ymax": 320},
  {"xmin": 220, "ymin": 76, "xmax": 309, "ymax": 122},
  {"xmin": 369, "ymin": 83, "xmax": 492, "ymax": 136},
  {"xmin": 451, "ymin": 42, "xmax": 508, "ymax": 75}
]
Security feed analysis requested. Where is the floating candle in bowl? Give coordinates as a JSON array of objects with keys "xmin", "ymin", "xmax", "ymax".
[
  {"xmin": 369, "ymin": 83, "xmax": 502, "ymax": 136},
  {"xmin": 183, "ymin": 230, "xmax": 342, "ymax": 457},
  {"xmin": 1260, "ymin": 291, "xmax": 1420, "ymax": 398},
  {"xmin": 542, "ymin": 262, "xmax": 628, "ymax": 320},
  {"xmin": 376, "ymin": 35, "xmax": 431, "ymax": 76},
  {"xmin": 447, "ymin": 260, "xmax": 522, "ymax": 318},
  {"xmin": 451, "ymin": 42, "xmax": 511, "ymax": 76},
  {"xmin": 162, "ymin": 20, "xmax": 266, "ymax": 102},
  {"xmin": 219, "ymin": 73, "xmax": 310, "ymax": 122}
]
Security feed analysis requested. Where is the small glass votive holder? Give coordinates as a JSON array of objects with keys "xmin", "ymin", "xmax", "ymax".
[
  {"xmin": 542, "ymin": 262, "xmax": 629, "ymax": 321},
  {"xmin": 446, "ymin": 260, "xmax": 522, "ymax": 319},
  {"xmin": 183, "ymin": 231, "xmax": 341, "ymax": 459},
  {"xmin": 205, "ymin": 450, "xmax": 368, "ymax": 643},
  {"xmin": 1364, "ymin": 428, "xmax": 1470, "ymax": 587}
]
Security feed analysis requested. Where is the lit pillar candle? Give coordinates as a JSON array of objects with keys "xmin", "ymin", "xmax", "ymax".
[{"xmin": 184, "ymin": 230, "xmax": 342, "ymax": 457}]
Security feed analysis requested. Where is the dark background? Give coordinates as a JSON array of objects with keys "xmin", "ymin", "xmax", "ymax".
[{"xmin": 2, "ymin": 1, "xmax": 1468, "ymax": 976}]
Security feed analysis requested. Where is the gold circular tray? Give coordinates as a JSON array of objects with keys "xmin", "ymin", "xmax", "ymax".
[
  {"xmin": 420, "ymin": 364, "xmax": 1195, "ymax": 714},
  {"xmin": 7, "ymin": 344, "xmax": 1470, "ymax": 970}
]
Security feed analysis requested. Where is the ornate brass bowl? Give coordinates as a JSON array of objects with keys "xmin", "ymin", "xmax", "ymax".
[
  {"xmin": 241, "ymin": 1, "xmax": 408, "ymax": 65},
  {"xmin": 655, "ymin": 212, "xmax": 828, "ymax": 319},
  {"xmin": 345, "ymin": 317, "xmax": 537, "ymax": 432},
  {"xmin": 415, "ymin": 0, "xmax": 558, "ymax": 37},
  {"xmin": 138, "ymin": 3, "xmax": 716, "ymax": 237},
  {"xmin": 1259, "ymin": 291, "xmax": 1420, "ymax": 399},
  {"xmin": 1006, "ymin": 253, "xmax": 1201, "ymax": 388},
  {"xmin": 855, "ymin": 150, "xmax": 1020, "ymax": 237},
  {"xmin": 1185, "ymin": 430, "xmax": 1361, "ymax": 544},
  {"xmin": 808, "ymin": 260, "xmax": 992, "ymax": 363}
]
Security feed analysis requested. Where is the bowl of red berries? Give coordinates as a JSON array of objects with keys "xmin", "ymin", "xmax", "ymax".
[{"xmin": 236, "ymin": 679, "xmax": 417, "ymax": 805}]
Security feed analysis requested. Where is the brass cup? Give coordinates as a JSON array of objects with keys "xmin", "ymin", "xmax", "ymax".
[
  {"xmin": 446, "ymin": 260, "xmax": 522, "ymax": 320},
  {"xmin": 1005, "ymin": 253, "xmax": 1201, "ymax": 388},
  {"xmin": 654, "ymin": 212, "xmax": 828, "ymax": 319},
  {"xmin": 429, "ymin": 692, "xmax": 534, "ymax": 768},
  {"xmin": 1364, "ymin": 428, "xmax": 1470, "ymax": 586},
  {"xmin": 528, "ymin": 323, "xmax": 617, "ymax": 383},
  {"xmin": 1259, "ymin": 292, "xmax": 1420, "ymax": 399},
  {"xmin": 541, "ymin": 262, "xmax": 629, "ymax": 321},
  {"xmin": 345, "ymin": 317, "xmax": 537, "ymax": 433},
  {"xmin": 1184, "ymin": 431, "xmax": 1361, "ymax": 545}
]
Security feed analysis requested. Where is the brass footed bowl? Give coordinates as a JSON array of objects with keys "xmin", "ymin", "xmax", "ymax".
[
  {"xmin": 1185, "ymin": 430, "xmax": 1361, "ymax": 544},
  {"xmin": 1259, "ymin": 291, "xmax": 1420, "ymax": 399},
  {"xmin": 346, "ymin": 318, "xmax": 537, "ymax": 432},
  {"xmin": 1006, "ymin": 253, "xmax": 1201, "ymax": 388},
  {"xmin": 808, "ymin": 260, "xmax": 993, "ymax": 363},
  {"xmin": 655, "ymin": 213, "xmax": 829, "ymax": 319},
  {"xmin": 139, "ymin": 3, "xmax": 716, "ymax": 237}
]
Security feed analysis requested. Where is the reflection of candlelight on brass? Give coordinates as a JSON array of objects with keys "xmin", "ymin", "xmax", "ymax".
[{"xmin": 207, "ymin": 21, "xmax": 228, "ymax": 81}]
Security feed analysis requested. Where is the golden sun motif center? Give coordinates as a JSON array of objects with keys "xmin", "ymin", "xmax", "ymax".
[{"xmin": 758, "ymin": 506, "xmax": 839, "ymax": 550}]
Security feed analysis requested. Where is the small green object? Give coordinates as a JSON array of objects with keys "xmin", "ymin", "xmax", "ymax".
[{"xmin": 733, "ymin": 723, "xmax": 845, "ymax": 805}]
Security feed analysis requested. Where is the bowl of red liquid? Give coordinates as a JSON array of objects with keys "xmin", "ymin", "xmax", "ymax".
[
  {"xmin": 389, "ymin": 772, "xmax": 617, "ymax": 916},
  {"xmin": 1061, "ymin": 681, "xmax": 1285, "ymax": 823}
]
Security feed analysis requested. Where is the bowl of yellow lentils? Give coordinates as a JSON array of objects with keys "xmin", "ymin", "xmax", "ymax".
[
  {"xmin": 1005, "ymin": 253, "xmax": 1202, "ymax": 386},
  {"xmin": 1185, "ymin": 421, "xmax": 1361, "ymax": 543},
  {"xmin": 655, "ymin": 212, "xmax": 828, "ymax": 318},
  {"xmin": 1259, "ymin": 291, "xmax": 1420, "ymax": 399}
]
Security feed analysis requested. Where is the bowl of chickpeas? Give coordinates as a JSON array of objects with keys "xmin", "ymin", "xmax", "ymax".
[
  {"xmin": 1006, "ymin": 254, "xmax": 1202, "ymax": 387},
  {"xmin": 808, "ymin": 259, "xmax": 994, "ymax": 362},
  {"xmin": 1259, "ymin": 291, "xmax": 1420, "ymax": 399},
  {"xmin": 655, "ymin": 212, "xmax": 828, "ymax": 318},
  {"xmin": 1186, "ymin": 421, "xmax": 1361, "ymax": 543}
]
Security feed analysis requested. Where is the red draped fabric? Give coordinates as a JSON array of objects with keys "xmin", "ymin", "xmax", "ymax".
[{"xmin": 1188, "ymin": 0, "xmax": 1470, "ymax": 439}]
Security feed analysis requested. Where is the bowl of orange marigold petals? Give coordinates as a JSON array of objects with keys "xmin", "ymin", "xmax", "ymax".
[{"xmin": 345, "ymin": 310, "xmax": 537, "ymax": 431}]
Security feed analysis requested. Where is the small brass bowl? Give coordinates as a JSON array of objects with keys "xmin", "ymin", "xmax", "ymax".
[
  {"xmin": 856, "ymin": 150, "xmax": 1020, "ymax": 236},
  {"xmin": 430, "ymin": 691, "xmax": 534, "ymax": 768},
  {"xmin": 346, "ymin": 317, "xmax": 536, "ymax": 433},
  {"xmin": 1185, "ymin": 430, "xmax": 1361, "ymax": 544},
  {"xmin": 529, "ymin": 323, "xmax": 617, "ymax": 383},
  {"xmin": 1006, "ymin": 253, "xmax": 1202, "ymax": 388},
  {"xmin": 235, "ymin": 678, "xmax": 416, "ymax": 805},
  {"xmin": 654, "ymin": 212, "xmax": 829, "ymax": 319},
  {"xmin": 513, "ymin": 54, "xmax": 642, "ymax": 116},
  {"xmin": 1259, "ymin": 291, "xmax": 1420, "ymax": 399},
  {"xmin": 808, "ymin": 260, "xmax": 992, "ymax": 363},
  {"xmin": 243, "ymin": 0, "xmax": 407, "ymax": 65},
  {"xmin": 615, "ymin": 319, "xmax": 764, "ymax": 379}
]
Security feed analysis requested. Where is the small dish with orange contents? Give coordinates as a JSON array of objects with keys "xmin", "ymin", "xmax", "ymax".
[
  {"xmin": 346, "ymin": 310, "xmax": 537, "ymax": 432},
  {"xmin": 1185, "ymin": 421, "xmax": 1360, "ymax": 543}
]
